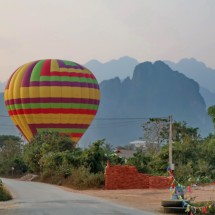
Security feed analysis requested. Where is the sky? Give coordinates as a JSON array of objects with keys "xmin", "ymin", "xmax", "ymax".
[{"xmin": 0, "ymin": 0, "xmax": 215, "ymax": 82}]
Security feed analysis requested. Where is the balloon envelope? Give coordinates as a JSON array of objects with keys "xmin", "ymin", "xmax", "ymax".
[{"xmin": 4, "ymin": 59, "xmax": 100, "ymax": 143}]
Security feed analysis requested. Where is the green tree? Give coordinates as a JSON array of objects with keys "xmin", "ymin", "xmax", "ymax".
[
  {"xmin": 208, "ymin": 105, "xmax": 215, "ymax": 132},
  {"xmin": 172, "ymin": 121, "xmax": 200, "ymax": 142},
  {"xmin": 0, "ymin": 135, "xmax": 20, "ymax": 148},
  {"xmin": 197, "ymin": 135, "xmax": 215, "ymax": 179},
  {"xmin": 0, "ymin": 136, "xmax": 26, "ymax": 176},
  {"xmin": 23, "ymin": 138, "xmax": 43, "ymax": 173},
  {"xmin": 144, "ymin": 121, "xmax": 202, "ymax": 178},
  {"xmin": 126, "ymin": 149, "xmax": 151, "ymax": 173},
  {"xmin": 39, "ymin": 151, "xmax": 73, "ymax": 181},
  {"xmin": 147, "ymin": 144, "xmax": 169, "ymax": 175},
  {"xmin": 82, "ymin": 139, "xmax": 108, "ymax": 173},
  {"xmin": 23, "ymin": 131, "xmax": 76, "ymax": 174}
]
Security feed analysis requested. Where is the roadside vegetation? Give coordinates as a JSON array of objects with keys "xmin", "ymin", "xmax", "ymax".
[
  {"xmin": 0, "ymin": 118, "xmax": 215, "ymax": 190},
  {"xmin": 0, "ymin": 179, "xmax": 12, "ymax": 201}
]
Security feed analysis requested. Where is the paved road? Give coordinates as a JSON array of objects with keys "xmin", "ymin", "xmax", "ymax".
[{"xmin": 1, "ymin": 178, "xmax": 156, "ymax": 215}]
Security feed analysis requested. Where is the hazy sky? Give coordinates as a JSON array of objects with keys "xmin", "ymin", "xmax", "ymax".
[{"xmin": 0, "ymin": 0, "xmax": 215, "ymax": 82}]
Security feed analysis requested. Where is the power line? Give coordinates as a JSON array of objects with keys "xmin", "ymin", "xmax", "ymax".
[
  {"xmin": 0, "ymin": 114, "xmax": 170, "ymax": 130},
  {"xmin": 0, "ymin": 114, "xmax": 168, "ymax": 120}
]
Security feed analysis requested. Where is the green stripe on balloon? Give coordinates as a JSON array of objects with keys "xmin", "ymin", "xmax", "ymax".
[
  {"xmin": 37, "ymin": 128, "xmax": 86, "ymax": 133},
  {"xmin": 31, "ymin": 76, "xmax": 98, "ymax": 83},
  {"xmin": 30, "ymin": 60, "xmax": 45, "ymax": 81},
  {"xmin": 8, "ymin": 103, "xmax": 99, "ymax": 110}
]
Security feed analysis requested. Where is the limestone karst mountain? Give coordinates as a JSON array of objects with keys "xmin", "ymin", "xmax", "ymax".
[{"xmin": 0, "ymin": 61, "xmax": 213, "ymax": 146}]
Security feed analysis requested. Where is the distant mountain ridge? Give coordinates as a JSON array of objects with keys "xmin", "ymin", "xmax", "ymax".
[
  {"xmin": 0, "ymin": 59, "xmax": 213, "ymax": 146},
  {"xmin": 199, "ymin": 87, "xmax": 215, "ymax": 108},
  {"xmin": 85, "ymin": 56, "xmax": 138, "ymax": 83},
  {"xmin": 165, "ymin": 58, "xmax": 215, "ymax": 93},
  {"xmin": 80, "ymin": 61, "xmax": 212, "ymax": 146},
  {"xmin": 0, "ymin": 93, "xmax": 19, "ymax": 136},
  {"xmin": 85, "ymin": 56, "xmax": 215, "ymax": 109},
  {"xmin": 0, "ymin": 82, "xmax": 6, "ymax": 93}
]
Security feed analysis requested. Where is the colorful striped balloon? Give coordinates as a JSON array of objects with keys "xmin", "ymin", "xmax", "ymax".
[{"xmin": 4, "ymin": 59, "xmax": 100, "ymax": 143}]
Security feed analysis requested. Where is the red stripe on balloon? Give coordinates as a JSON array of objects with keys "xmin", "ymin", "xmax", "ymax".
[
  {"xmin": 41, "ymin": 71, "xmax": 95, "ymax": 79},
  {"xmin": 64, "ymin": 133, "xmax": 82, "ymax": 138},
  {"xmin": 41, "ymin": 59, "xmax": 51, "ymax": 75},
  {"xmin": 71, "ymin": 133, "xmax": 83, "ymax": 138},
  {"xmin": 8, "ymin": 108, "xmax": 97, "ymax": 115},
  {"xmin": 29, "ymin": 81, "xmax": 99, "ymax": 89},
  {"xmin": 29, "ymin": 123, "xmax": 89, "ymax": 129},
  {"xmin": 39, "ymin": 60, "xmax": 95, "ymax": 78},
  {"xmin": 28, "ymin": 124, "xmax": 87, "ymax": 140},
  {"xmin": 5, "ymin": 98, "xmax": 100, "ymax": 105}
]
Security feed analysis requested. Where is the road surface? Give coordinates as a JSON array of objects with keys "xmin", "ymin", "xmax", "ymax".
[{"xmin": 0, "ymin": 178, "xmax": 156, "ymax": 215}]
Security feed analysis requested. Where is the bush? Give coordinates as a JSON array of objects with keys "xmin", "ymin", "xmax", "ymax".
[
  {"xmin": 191, "ymin": 201, "xmax": 215, "ymax": 214},
  {"xmin": 199, "ymin": 176, "xmax": 212, "ymax": 184},
  {"xmin": 66, "ymin": 167, "xmax": 105, "ymax": 189},
  {"xmin": 0, "ymin": 183, "xmax": 12, "ymax": 201}
]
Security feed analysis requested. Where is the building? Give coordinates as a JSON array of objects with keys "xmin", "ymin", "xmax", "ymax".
[{"xmin": 129, "ymin": 140, "xmax": 147, "ymax": 149}]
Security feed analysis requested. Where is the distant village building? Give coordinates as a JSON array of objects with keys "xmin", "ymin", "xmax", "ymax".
[
  {"xmin": 129, "ymin": 140, "xmax": 147, "ymax": 149},
  {"xmin": 114, "ymin": 140, "xmax": 147, "ymax": 159},
  {"xmin": 115, "ymin": 148, "xmax": 137, "ymax": 159}
]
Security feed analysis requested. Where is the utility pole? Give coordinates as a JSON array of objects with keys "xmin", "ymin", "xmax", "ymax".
[{"xmin": 169, "ymin": 115, "xmax": 174, "ymax": 170}]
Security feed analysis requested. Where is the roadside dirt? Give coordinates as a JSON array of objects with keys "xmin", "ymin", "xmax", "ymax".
[
  {"xmin": 18, "ymin": 175, "xmax": 215, "ymax": 213},
  {"xmin": 62, "ymin": 184, "xmax": 215, "ymax": 214}
]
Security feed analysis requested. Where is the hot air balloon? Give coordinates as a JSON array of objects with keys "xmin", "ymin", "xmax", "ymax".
[{"xmin": 4, "ymin": 59, "xmax": 100, "ymax": 143}]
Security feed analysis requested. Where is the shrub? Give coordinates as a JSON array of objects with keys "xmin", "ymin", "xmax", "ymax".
[
  {"xmin": 66, "ymin": 167, "xmax": 105, "ymax": 189},
  {"xmin": 0, "ymin": 183, "xmax": 12, "ymax": 201},
  {"xmin": 191, "ymin": 201, "xmax": 215, "ymax": 214}
]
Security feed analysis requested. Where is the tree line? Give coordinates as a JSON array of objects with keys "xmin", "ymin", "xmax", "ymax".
[{"xmin": 0, "ymin": 119, "xmax": 215, "ymax": 189}]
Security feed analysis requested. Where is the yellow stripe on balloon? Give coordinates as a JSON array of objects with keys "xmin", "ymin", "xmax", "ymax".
[
  {"xmin": 50, "ymin": 60, "xmax": 60, "ymax": 71},
  {"xmin": 10, "ymin": 114, "xmax": 95, "ymax": 124},
  {"xmin": 7, "ymin": 63, "xmax": 33, "ymax": 135},
  {"xmin": 5, "ymin": 87, "xmax": 100, "ymax": 100},
  {"xmin": 72, "ymin": 137, "xmax": 80, "ymax": 142},
  {"xmin": 10, "ymin": 116, "xmax": 32, "ymax": 141},
  {"xmin": 9, "ymin": 63, "xmax": 32, "ymax": 90},
  {"xmin": 58, "ymin": 68, "xmax": 92, "ymax": 74}
]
